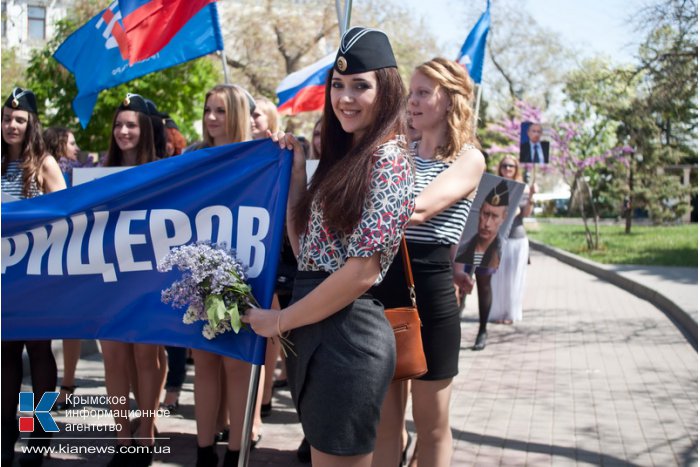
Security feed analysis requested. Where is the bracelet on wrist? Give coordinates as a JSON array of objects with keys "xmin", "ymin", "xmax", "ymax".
[{"xmin": 276, "ymin": 310, "xmax": 290, "ymax": 338}]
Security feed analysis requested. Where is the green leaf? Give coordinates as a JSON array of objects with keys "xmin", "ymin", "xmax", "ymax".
[
  {"xmin": 205, "ymin": 294, "xmax": 226, "ymax": 328},
  {"xmin": 228, "ymin": 302, "xmax": 242, "ymax": 333}
]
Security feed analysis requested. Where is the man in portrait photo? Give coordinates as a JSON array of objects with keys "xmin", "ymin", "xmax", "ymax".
[
  {"xmin": 459, "ymin": 179, "xmax": 510, "ymax": 275},
  {"xmin": 519, "ymin": 122, "xmax": 550, "ymax": 164}
]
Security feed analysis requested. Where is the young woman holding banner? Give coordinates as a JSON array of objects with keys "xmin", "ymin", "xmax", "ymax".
[
  {"xmin": 243, "ymin": 27, "xmax": 415, "ymax": 467},
  {"xmin": 190, "ymin": 84, "xmax": 262, "ymax": 467},
  {"xmin": 372, "ymin": 57, "xmax": 485, "ymax": 467},
  {"xmin": 1, "ymin": 87, "xmax": 66, "ymax": 467},
  {"xmin": 101, "ymin": 93, "xmax": 162, "ymax": 467}
]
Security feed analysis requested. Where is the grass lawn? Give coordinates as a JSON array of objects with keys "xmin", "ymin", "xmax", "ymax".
[{"xmin": 526, "ymin": 222, "xmax": 698, "ymax": 267}]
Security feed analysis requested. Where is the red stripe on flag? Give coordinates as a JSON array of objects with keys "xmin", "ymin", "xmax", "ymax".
[
  {"xmin": 101, "ymin": 9, "xmax": 129, "ymax": 61},
  {"xmin": 122, "ymin": 0, "xmax": 215, "ymax": 64},
  {"xmin": 278, "ymin": 85, "xmax": 326, "ymax": 115}
]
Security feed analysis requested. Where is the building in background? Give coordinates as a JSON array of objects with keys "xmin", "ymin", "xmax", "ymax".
[{"xmin": 2, "ymin": 0, "xmax": 72, "ymax": 62}]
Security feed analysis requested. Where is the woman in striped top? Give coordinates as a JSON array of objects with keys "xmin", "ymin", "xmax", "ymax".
[
  {"xmin": 372, "ymin": 58, "xmax": 485, "ymax": 467},
  {"xmin": 1, "ymin": 87, "xmax": 66, "ymax": 467}
]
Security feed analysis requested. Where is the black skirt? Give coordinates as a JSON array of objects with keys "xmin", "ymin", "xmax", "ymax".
[
  {"xmin": 285, "ymin": 271, "xmax": 395, "ymax": 456},
  {"xmin": 372, "ymin": 242, "xmax": 461, "ymax": 380}
]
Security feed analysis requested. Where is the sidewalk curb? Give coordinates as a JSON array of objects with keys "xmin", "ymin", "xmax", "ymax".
[{"xmin": 529, "ymin": 239, "xmax": 698, "ymax": 349}]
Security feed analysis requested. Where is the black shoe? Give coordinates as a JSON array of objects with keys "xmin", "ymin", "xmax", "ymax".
[
  {"xmin": 195, "ymin": 445, "xmax": 218, "ymax": 467},
  {"xmin": 53, "ymin": 385, "xmax": 77, "ymax": 411},
  {"xmin": 400, "ymin": 432, "xmax": 412, "ymax": 466},
  {"xmin": 297, "ymin": 437, "xmax": 311, "ymax": 463},
  {"xmin": 132, "ymin": 452, "xmax": 152, "ymax": 467},
  {"xmin": 159, "ymin": 400, "xmax": 179, "ymax": 414},
  {"xmin": 251, "ymin": 433, "xmax": 262, "ymax": 450},
  {"xmin": 472, "ymin": 331, "xmax": 487, "ymax": 351},
  {"xmin": 214, "ymin": 427, "xmax": 229, "ymax": 444},
  {"xmin": 272, "ymin": 379, "xmax": 288, "ymax": 389},
  {"xmin": 222, "ymin": 449, "xmax": 240, "ymax": 466},
  {"xmin": 260, "ymin": 401, "xmax": 272, "ymax": 418},
  {"xmin": 19, "ymin": 435, "xmax": 52, "ymax": 467},
  {"xmin": 18, "ymin": 452, "xmax": 44, "ymax": 467},
  {"xmin": 106, "ymin": 445, "xmax": 133, "ymax": 467},
  {"xmin": 1, "ymin": 420, "xmax": 19, "ymax": 467}
]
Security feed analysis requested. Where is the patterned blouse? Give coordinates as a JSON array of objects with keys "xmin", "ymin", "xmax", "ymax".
[{"xmin": 297, "ymin": 138, "xmax": 415, "ymax": 283}]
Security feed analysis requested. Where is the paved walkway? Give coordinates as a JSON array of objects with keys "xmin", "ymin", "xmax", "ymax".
[
  {"xmin": 18, "ymin": 250, "xmax": 698, "ymax": 466},
  {"xmin": 610, "ymin": 264, "xmax": 698, "ymax": 320}
]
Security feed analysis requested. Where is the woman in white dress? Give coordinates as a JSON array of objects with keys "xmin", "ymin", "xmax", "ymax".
[{"xmin": 489, "ymin": 155, "xmax": 534, "ymax": 323}]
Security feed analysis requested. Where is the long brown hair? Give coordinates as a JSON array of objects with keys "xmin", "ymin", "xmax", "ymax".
[
  {"xmin": 414, "ymin": 57, "xmax": 479, "ymax": 162},
  {"xmin": 293, "ymin": 67, "xmax": 406, "ymax": 234},
  {"xmin": 105, "ymin": 109, "xmax": 156, "ymax": 167},
  {"xmin": 43, "ymin": 127, "xmax": 72, "ymax": 160},
  {"xmin": 1, "ymin": 108, "xmax": 46, "ymax": 198}
]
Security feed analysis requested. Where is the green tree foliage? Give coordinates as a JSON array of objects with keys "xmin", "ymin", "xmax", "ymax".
[
  {"xmin": 561, "ymin": 0, "xmax": 697, "ymax": 228},
  {"xmin": 24, "ymin": 0, "xmax": 220, "ymax": 153},
  {"xmin": 564, "ymin": 59, "xmax": 637, "ymax": 219},
  {"xmin": 1, "ymin": 48, "xmax": 26, "ymax": 98}
]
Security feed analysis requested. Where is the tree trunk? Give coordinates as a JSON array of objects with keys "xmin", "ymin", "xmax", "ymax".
[
  {"xmin": 578, "ymin": 178, "xmax": 594, "ymax": 250},
  {"xmin": 585, "ymin": 181, "xmax": 600, "ymax": 250},
  {"xmin": 625, "ymin": 154, "xmax": 635, "ymax": 234}
]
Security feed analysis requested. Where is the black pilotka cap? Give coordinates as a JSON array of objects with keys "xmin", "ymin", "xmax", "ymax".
[
  {"xmin": 118, "ymin": 93, "xmax": 150, "ymax": 114},
  {"xmin": 163, "ymin": 114, "xmax": 180, "ymax": 130},
  {"xmin": 4, "ymin": 87, "xmax": 38, "ymax": 114},
  {"xmin": 334, "ymin": 27, "xmax": 397, "ymax": 75},
  {"xmin": 484, "ymin": 180, "xmax": 510, "ymax": 207}
]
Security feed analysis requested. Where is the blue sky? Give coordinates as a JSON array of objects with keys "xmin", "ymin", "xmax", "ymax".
[{"xmin": 395, "ymin": 0, "xmax": 647, "ymax": 64}]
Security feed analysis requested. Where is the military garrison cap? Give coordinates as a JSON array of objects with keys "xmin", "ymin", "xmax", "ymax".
[
  {"xmin": 4, "ymin": 87, "xmax": 38, "ymax": 114},
  {"xmin": 484, "ymin": 180, "xmax": 510, "ymax": 207},
  {"xmin": 334, "ymin": 27, "xmax": 397, "ymax": 75},
  {"xmin": 119, "ymin": 93, "xmax": 150, "ymax": 115}
]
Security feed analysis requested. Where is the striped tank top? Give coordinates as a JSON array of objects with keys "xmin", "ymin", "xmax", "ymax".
[
  {"xmin": 2, "ymin": 161, "xmax": 42, "ymax": 199},
  {"xmin": 405, "ymin": 144, "xmax": 474, "ymax": 245}
]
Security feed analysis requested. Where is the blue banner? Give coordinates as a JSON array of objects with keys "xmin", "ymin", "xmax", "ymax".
[
  {"xmin": 457, "ymin": 0, "xmax": 490, "ymax": 84},
  {"xmin": 1, "ymin": 140, "xmax": 292, "ymax": 366},
  {"xmin": 53, "ymin": 2, "xmax": 223, "ymax": 128}
]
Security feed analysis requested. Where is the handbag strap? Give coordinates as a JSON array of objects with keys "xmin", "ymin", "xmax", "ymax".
[{"xmin": 399, "ymin": 237, "xmax": 417, "ymax": 308}]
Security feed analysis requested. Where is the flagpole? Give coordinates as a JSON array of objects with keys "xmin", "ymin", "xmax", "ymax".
[
  {"xmin": 336, "ymin": 0, "xmax": 352, "ymax": 35},
  {"xmin": 343, "ymin": 0, "xmax": 352, "ymax": 33},
  {"xmin": 473, "ymin": 84, "xmax": 483, "ymax": 135},
  {"xmin": 220, "ymin": 49, "xmax": 231, "ymax": 84},
  {"xmin": 238, "ymin": 363, "xmax": 261, "ymax": 467}
]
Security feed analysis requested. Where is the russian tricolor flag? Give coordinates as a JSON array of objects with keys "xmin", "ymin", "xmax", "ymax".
[
  {"xmin": 276, "ymin": 53, "xmax": 335, "ymax": 115},
  {"xmin": 119, "ymin": 0, "xmax": 216, "ymax": 65}
]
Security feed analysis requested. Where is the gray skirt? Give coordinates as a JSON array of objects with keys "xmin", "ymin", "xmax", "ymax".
[{"xmin": 285, "ymin": 271, "xmax": 396, "ymax": 456}]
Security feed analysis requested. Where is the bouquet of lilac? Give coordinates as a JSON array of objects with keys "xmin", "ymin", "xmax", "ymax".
[{"xmin": 157, "ymin": 242, "xmax": 258, "ymax": 340}]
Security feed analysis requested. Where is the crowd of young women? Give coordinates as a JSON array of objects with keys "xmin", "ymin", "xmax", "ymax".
[{"xmin": 1, "ymin": 23, "xmax": 541, "ymax": 467}]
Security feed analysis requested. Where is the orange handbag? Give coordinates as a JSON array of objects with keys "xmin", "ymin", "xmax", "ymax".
[{"xmin": 384, "ymin": 237, "xmax": 428, "ymax": 381}]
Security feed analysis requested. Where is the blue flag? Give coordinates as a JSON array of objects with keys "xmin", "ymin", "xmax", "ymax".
[
  {"xmin": 457, "ymin": 0, "xmax": 491, "ymax": 84},
  {"xmin": 53, "ymin": 1, "xmax": 223, "ymax": 128},
  {"xmin": 1, "ymin": 140, "xmax": 292, "ymax": 365}
]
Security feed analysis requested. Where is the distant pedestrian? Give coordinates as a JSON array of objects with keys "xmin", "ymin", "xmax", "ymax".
[{"xmin": 489, "ymin": 155, "xmax": 535, "ymax": 324}]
